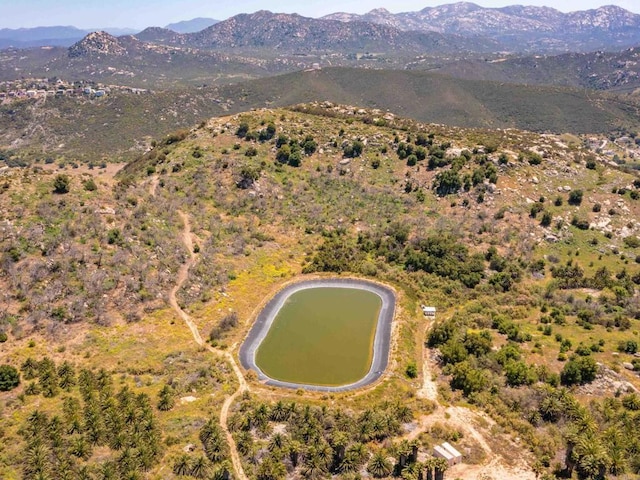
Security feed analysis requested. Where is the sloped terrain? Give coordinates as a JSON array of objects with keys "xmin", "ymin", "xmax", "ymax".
[
  {"xmin": 1, "ymin": 105, "xmax": 639, "ymax": 479},
  {"xmin": 3, "ymin": 67, "xmax": 640, "ymax": 165}
]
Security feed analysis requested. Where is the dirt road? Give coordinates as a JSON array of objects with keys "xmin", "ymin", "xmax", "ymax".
[{"xmin": 168, "ymin": 209, "xmax": 248, "ymax": 480}]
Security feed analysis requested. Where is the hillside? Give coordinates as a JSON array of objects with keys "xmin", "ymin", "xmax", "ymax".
[
  {"xmin": 433, "ymin": 46, "xmax": 640, "ymax": 92},
  {"xmin": 183, "ymin": 11, "xmax": 498, "ymax": 55},
  {"xmin": 1, "ymin": 104, "xmax": 639, "ymax": 479},
  {"xmin": 2, "ymin": 67, "xmax": 640, "ymax": 165}
]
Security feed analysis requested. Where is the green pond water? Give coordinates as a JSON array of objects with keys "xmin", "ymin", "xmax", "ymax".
[{"xmin": 255, "ymin": 287, "xmax": 382, "ymax": 386}]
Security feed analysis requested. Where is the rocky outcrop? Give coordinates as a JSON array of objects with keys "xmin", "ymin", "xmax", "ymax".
[{"xmin": 68, "ymin": 31, "xmax": 128, "ymax": 58}]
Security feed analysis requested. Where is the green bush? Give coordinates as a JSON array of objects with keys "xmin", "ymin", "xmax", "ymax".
[
  {"xmin": 53, "ymin": 174, "xmax": 70, "ymax": 194},
  {"xmin": 568, "ymin": 189, "xmax": 584, "ymax": 206},
  {"xmin": 560, "ymin": 356, "xmax": 597, "ymax": 386},
  {"xmin": 0, "ymin": 364, "xmax": 20, "ymax": 391}
]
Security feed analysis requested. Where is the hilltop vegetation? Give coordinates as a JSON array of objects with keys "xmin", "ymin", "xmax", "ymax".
[
  {"xmin": 3, "ymin": 67, "xmax": 640, "ymax": 165},
  {"xmin": 1, "ymin": 105, "xmax": 640, "ymax": 479}
]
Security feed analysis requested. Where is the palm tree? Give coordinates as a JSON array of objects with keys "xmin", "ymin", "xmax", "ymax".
[
  {"xmin": 433, "ymin": 458, "xmax": 449, "ymax": 480},
  {"xmin": 21, "ymin": 357, "xmax": 39, "ymax": 380},
  {"xmin": 368, "ymin": 449, "xmax": 393, "ymax": 478},
  {"xmin": 572, "ymin": 432, "xmax": 610, "ymax": 480},
  {"xmin": 211, "ymin": 461, "xmax": 232, "ymax": 480},
  {"xmin": 288, "ymin": 439, "xmax": 303, "ymax": 467},
  {"xmin": 157, "ymin": 384, "xmax": 175, "ymax": 411},
  {"xmin": 315, "ymin": 441, "xmax": 334, "ymax": 471},
  {"xmin": 189, "ymin": 455, "xmax": 209, "ymax": 479},
  {"xmin": 339, "ymin": 450, "xmax": 360, "ymax": 473},
  {"xmin": 235, "ymin": 430, "xmax": 254, "ymax": 458},
  {"xmin": 347, "ymin": 442, "xmax": 368, "ymax": 465},
  {"xmin": 257, "ymin": 456, "xmax": 287, "ymax": 480},
  {"xmin": 302, "ymin": 452, "xmax": 327, "ymax": 479},
  {"xmin": 602, "ymin": 426, "xmax": 628, "ymax": 476},
  {"xmin": 330, "ymin": 431, "xmax": 349, "ymax": 467},
  {"xmin": 98, "ymin": 461, "xmax": 117, "ymax": 480},
  {"xmin": 172, "ymin": 454, "xmax": 191, "ymax": 476},
  {"xmin": 401, "ymin": 461, "xmax": 423, "ymax": 480},
  {"xmin": 57, "ymin": 361, "xmax": 76, "ymax": 391},
  {"xmin": 268, "ymin": 432, "xmax": 287, "ymax": 453},
  {"xmin": 270, "ymin": 401, "xmax": 288, "ymax": 422}
]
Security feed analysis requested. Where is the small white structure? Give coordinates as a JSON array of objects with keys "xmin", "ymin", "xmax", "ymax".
[
  {"xmin": 421, "ymin": 305, "xmax": 436, "ymax": 317},
  {"xmin": 433, "ymin": 442, "xmax": 462, "ymax": 466}
]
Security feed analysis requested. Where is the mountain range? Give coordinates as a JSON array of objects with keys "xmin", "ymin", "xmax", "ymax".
[
  {"xmin": 2, "ymin": 3, "xmax": 640, "ymax": 53},
  {"xmin": 323, "ymin": 3, "xmax": 640, "ymax": 52}
]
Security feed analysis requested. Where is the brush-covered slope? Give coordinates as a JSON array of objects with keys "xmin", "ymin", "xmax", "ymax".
[
  {"xmin": 3, "ymin": 67, "xmax": 640, "ymax": 165},
  {"xmin": 1, "ymin": 104, "xmax": 639, "ymax": 479},
  {"xmin": 215, "ymin": 67, "xmax": 640, "ymax": 133},
  {"xmin": 434, "ymin": 46, "xmax": 640, "ymax": 93}
]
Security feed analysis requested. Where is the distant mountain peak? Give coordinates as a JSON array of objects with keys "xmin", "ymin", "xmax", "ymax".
[
  {"xmin": 164, "ymin": 17, "xmax": 218, "ymax": 34},
  {"xmin": 68, "ymin": 31, "xmax": 128, "ymax": 57},
  {"xmin": 368, "ymin": 8, "xmax": 391, "ymax": 15}
]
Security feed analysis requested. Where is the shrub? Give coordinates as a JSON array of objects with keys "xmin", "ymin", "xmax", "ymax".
[
  {"xmin": 406, "ymin": 362, "xmax": 418, "ymax": 379},
  {"xmin": 540, "ymin": 211, "xmax": 553, "ymax": 227},
  {"xmin": 82, "ymin": 178, "xmax": 97, "ymax": 191},
  {"xmin": 618, "ymin": 340, "xmax": 638, "ymax": 354},
  {"xmin": 209, "ymin": 312, "xmax": 239, "ymax": 342},
  {"xmin": 0, "ymin": 364, "xmax": 20, "ymax": 391},
  {"xmin": 53, "ymin": 174, "xmax": 70, "ymax": 194},
  {"xmin": 245, "ymin": 147, "xmax": 258, "ymax": 157},
  {"xmin": 623, "ymin": 236, "xmax": 640, "ymax": 248},
  {"xmin": 568, "ymin": 190, "xmax": 584, "ymax": 206},
  {"xmin": 504, "ymin": 361, "xmax": 537, "ymax": 387},
  {"xmin": 560, "ymin": 356, "xmax": 597, "ymax": 385},
  {"xmin": 107, "ymin": 228, "xmax": 124, "ymax": 246},
  {"xmin": 236, "ymin": 122, "xmax": 249, "ymax": 138}
]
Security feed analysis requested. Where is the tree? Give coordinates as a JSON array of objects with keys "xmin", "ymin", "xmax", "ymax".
[
  {"xmin": 57, "ymin": 361, "xmax": 76, "ymax": 391},
  {"xmin": 449, "ymin": 360, "xmax": 487, "ymax": 396},
  {"xmin": 257, "ymin": 456, "xmax": 286, "ymax": 480},
  {"xmin": 173, "ymin": 454, "xmax": 191, "ymax": 476},
  {"xmin": 540, "ymin": 211, "xmax": 553, "ymax": 227},
  {"xmin": 568, "ymin": 189, "xmax": 584, "ymax": 206},
  {"xmin": 157, "ymin": 384, "xmax": 175, "ymax": 411},
  {"xmin": 405, "ymin": 362, "xmax": 418, "ymax": 379},
  {"xmin": 433, "ymin": 170, "xmax": 461, "ymax": 196},
  {"xmin": 236, "ymin": 122, "xmax": 249, "ymax": 138},
  {"xmin": 276, "ymin": 145, "xmax": 291, "ymax": 163},
  {"xmin": 368, "ymin": 450, "xmax": 393, "ymax": 478},
  {"xmin": 561, "ymin": 356, "xmax": 598, "ymax": 386},
  {"xmin": 190, "ymin": 455, "xmax": 210, "ymax": 479},
  {"xmin": 0, "ymin": 364, "xmax": 20, "ymax": 391},
  {"xmin": 53, "ymin": 174, "xmax": 70, "ymax": 194},
  {"xmin": 504, "ymin": 360, "xmax": 537, "ymax": 387}
]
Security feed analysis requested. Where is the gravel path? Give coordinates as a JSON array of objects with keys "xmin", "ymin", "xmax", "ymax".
[{"xmin": 239, "ymin": 278, "xmax": 396, "ymax": 392}]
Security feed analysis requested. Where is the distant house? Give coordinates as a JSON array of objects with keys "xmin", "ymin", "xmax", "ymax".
[
  {"xmin": 433, "ymin": 442, "xmax": 463, "ymax": 466},
  {"xmin": 421, "ymin": 305, "xmax": 436, "ymax": 317}
]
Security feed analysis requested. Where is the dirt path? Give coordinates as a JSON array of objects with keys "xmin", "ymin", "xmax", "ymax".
[
  {"xmin": 416, "ymin": 322, "xmax": 438, "ymax": 402},
  {"xmin": 409, "ymin": 319, "xmax": 535, "ymax": 480},
  {"xmin": 168, "ymin": 209, "xmax": 248, "ymax": 480},
  {"xmin": 149, "ymin": 175, "xmax": 159, "ymax": 197}
]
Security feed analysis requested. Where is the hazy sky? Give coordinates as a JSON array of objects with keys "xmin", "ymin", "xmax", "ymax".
[{"xmin": 0, "ymin": 0, "xmax": 638, "ymax": 29}]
